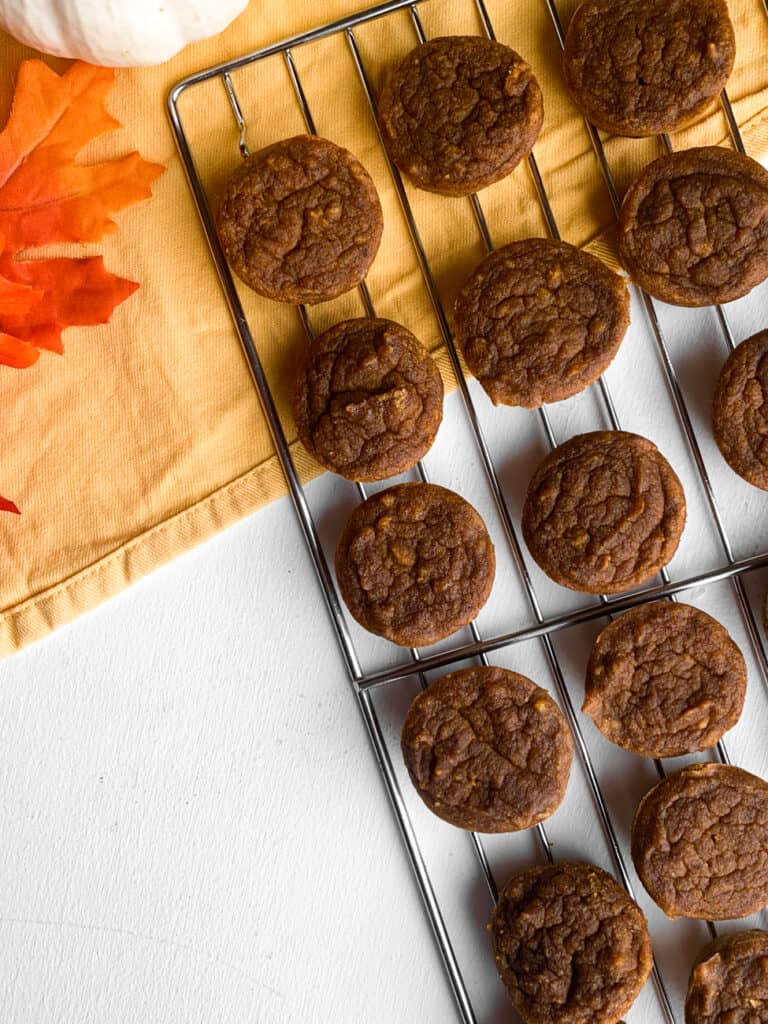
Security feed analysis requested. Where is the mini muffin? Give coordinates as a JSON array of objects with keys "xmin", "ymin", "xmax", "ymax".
[
  {"xmin": 378, "ymin": 36, "xmax": 543, "ymax": 196},
  {"xmin": 686, "ymin": 930, "xmax": 768, "ymax": 1023},
  {"xmin": 618, "ymin": 146, "xmax": 768, "ymax": 307},
  {"xmin": 584, "ymin": 601, "xmax": 746, "ymax": 758},
  {"xmin": 632, "ymin": 763, "xmax": 768, "ymax": 919},
  {"xmin": 713, "ymin": 329, "xmax": 768, "ymax": 490},
  {"xmin": 490, "ymin": 862, "xmax": 652, "ymax": 1024},
  {"xmin": 454, "ymin": 238, "xmax": 630, "ymax": 407},
  {"xmin": 217, "ymin": 135, "xmax": 383, "ymax": 304},
  {"xmin": 563, "ymin": 0, "xmax": 735, "ymax": 136},
  {"xmin": 401, "ymin": 666, "xmax": 573, "ymax": 832},
  {"xmin": 522, "ymin": 431, "xmax": 686, "ymax": 594},
  {"xmin": 335, "ymin": 483, "xmax": 495, "ymax": 647},
  {"xmin": 292, "ymin": 317, "xmax": 443, "ymax": 481}
]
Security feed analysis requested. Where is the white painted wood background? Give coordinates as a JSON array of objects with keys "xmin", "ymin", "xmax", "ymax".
[{"xmin": 1, "ymin": 490, "xmax": 456, "ymax": 1023}]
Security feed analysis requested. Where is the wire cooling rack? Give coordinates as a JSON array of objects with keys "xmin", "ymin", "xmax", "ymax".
[{"xmin": 167, "ymin": 2, "xmax": 768, "ymax": 1020}]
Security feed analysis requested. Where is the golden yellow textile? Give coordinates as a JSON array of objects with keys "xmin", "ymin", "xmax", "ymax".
[{"xmin": 2, "ymin": 0, "xmax": 767, "ymax": 656}]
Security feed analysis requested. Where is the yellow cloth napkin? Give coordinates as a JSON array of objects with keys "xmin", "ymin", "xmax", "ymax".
[{"xmin": 2, "ymin": 0, "xmax": 767, "ymax": 656}]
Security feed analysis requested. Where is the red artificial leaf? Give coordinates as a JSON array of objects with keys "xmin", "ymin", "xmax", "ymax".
[
  {"xmin": 0, "ymin": 332, "xmax": 38, "ymax": 367},
  {"xmin": 0, "ymin": 269, "xmax": 41, "ymax": 365},
  {"xmin": 0, "ymin": 59, "xmax": 165, "ymax": 370},
  {"xmin": 0, "ymin": 61, "xmax": 165, "ymax": 516},
  {"xmin": 0, "ymin": 61, "xmax": 164, "ymax": 254},
  {"xmin": 0, "ymin": 255, "xmax": 138, "ymax": 354},
  {"xmin": 0, "ymin": 263, "xmax": 40, "ymax": 315}
]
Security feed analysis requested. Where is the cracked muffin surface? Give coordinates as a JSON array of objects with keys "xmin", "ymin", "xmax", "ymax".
[
  {"xmin": 713, "ymin": 329, "xmax": 768, "ymax": 490},
  {"xmin": 378, "ymin": 36, "xmax": 543, "ymax": 196},
  {"xmin": 522, "ymin": 431, "xmax": 686, "ymax": 595},
  {"xmin": 401, "ymin": 666, "xmax": 573, "ymax": 832},
  {"xmin": 454, "ymin": 238, "xmax": 630, "ymax": 407},
  {"xmin": 584, "ymin": 600, "xmax": 746, "ymax": 758},
  {"xmin": 335, "ymin": 483, "xmax": 495, "ymax": 647},
  {"xmin": 293, "ymin": 317, "xmax": 443, "ymax": 481},
  {"xmin": 563, "ymin": 0, "xmax": 735, "ymax": 136},
  {"xmin": 685, "ymin": 929, "xmax": 768, "ymax": 1023},
  {"xmin": 490, "ymin": 862, "xmax": 652, "ymax": 1024},
  {"xmin": 632, "ymin": 763, "xmax": 768, "ymax": 919},
  {"xmin": 618, "ymin": 147, "xmax": 768, "ymax": 306},
  {"xmin": 216, "ymin": 135, "xmax": 383, "ymax": 304}
]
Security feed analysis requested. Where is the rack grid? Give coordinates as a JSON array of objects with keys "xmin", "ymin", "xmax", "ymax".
[{"xmin": 167, "ymin": 3, "xmax": 768, "ymax": 1020}]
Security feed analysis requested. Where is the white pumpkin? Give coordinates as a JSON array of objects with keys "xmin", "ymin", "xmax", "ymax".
[{"xmin": 0, "ymin": 0, "xmax": 249, "ymax": 66}]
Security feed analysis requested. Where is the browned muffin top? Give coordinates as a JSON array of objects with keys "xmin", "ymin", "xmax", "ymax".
[
  {"xmin": 401, "ymin": 666, "xmax": 573, "ymax": 832},
  {"xmin": 335, "ymin": 483, "xmax": 495, "ymax": 647},
  {"xmin": 378, "ymin": 36, "xmax": 543, "ymax": 196},
  {"xmin": 217, "ymin": 135, "xmax": 383, "ymax": 304},
  {"xmin": 618, "ymin": 146, "xmax": 768, "ymax": 307},
  {"xmin": 632, "ymin": 763, "xmax": 768, "ymax": 920},
  {"xmin": 490, "ymin": 862, "xmax": 652, "ymax": 1024},
  {"xmin": 522, "ymin": 431, "xmax": 686, "ymax": 594},
  {"xmin": 563, "ymin": 0, "xmax": 735, "ymax": 136},
  {"xmin": 454, "ymin": 238, "xmax": 630, "ymax": 407},
  {"xmin": 584, "ymin": 600, "xmax": 746, "ymax": 758},
  {"xmin": 685, "ymin": 930, "xmax": 768, "ymax": 1024},
  {"xmin": 293, "ymin": 317, "xmax": 443, "ymax": 482},
  {"xmin": 713, "ymin": 329, "xmax": 768, "ymax": 490}
]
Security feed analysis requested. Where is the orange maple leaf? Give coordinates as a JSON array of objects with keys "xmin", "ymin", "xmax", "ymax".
[
  {"xmin": 0, "ymin": 61, "xmax": 164, "ymax": 253},
  {"xmin": 0, "ymin": 60, "xmax": 165, "ymax": 513},
  {"xmin": 0, "ymin": 60, "xmax": 164, "ymax": 371},
  {"xmin": 0, "ymin": 255, "xmax": 138, "ymax": 354},
  {"xmin": 0, "ymin": 270, "xmax": 42, "ymax": 366}
]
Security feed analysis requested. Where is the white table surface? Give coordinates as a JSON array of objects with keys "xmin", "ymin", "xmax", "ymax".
[{"xmin": 0, "ymin": 490, "xmax": 456, "ymax": 1024}]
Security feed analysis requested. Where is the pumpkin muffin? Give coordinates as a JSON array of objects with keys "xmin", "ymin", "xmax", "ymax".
[
  {"xmin": 632, "ymin": 763, "xmax": 768, "ymax": 919},
  {"xmin": 490, "ymin": 862, "xmax": 652, "ymax": 1024},
  {"xmin": 454, "ymin": 238, "xmax": 630, "ymax": 407},
  {"xmin": 584, "ymin": 601, "xmax": 746, "ymax": 758},
  {"xmin": 563, "ymin": 0, "xmax": 735, "ymax": 136},
  {"xmin": 618, "ymin": 147, "xmax": 768, "ymax": 306},
  {"xmin": 335, "ymin": 483, "xmax": 495, "ymax": 647},
  {"xmin": 217, "ymin": 135, "xmax": 383, "ymax": 304},
  {"xmin": 713, "ymin": 329, "xmax": 768, "ymax": 489},
  {"xmin": 378, "ymin": 36, "xmax": 543, "ymax": 196},
  {"xmin": 292, "ymin": 317, "xmax": 443, "ymax": 481},
  {"xmin": 522, "ymin": 431, "xmax": 686, "ymax": 595},
  {"xmin": 401, "ymin": 666, "xmax": 573, "ymax": 832},
  {"xmin": 685, "ymin": 930, "xmax": 768, "ymax": 1023}
]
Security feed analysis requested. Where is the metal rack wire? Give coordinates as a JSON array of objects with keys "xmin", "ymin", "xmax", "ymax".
[{"xmin": 167, "ymin": 2, "xmax": 768, "ymax": 1020}]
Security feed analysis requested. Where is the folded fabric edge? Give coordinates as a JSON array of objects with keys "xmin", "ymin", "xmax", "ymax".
[{"xmin": 0, "ymin": 441, "xmax": 321, "ymax": 658}]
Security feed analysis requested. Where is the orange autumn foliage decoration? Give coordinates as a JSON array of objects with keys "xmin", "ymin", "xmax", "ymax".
[{"xmin": 1, "ymin": 59, "xmax": 164, "ymax": 511}]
